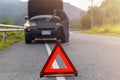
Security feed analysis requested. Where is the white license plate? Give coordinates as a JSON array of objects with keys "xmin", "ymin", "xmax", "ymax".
[{"xmin": 42, "ymin": 30, "xmax": 51, "ymax": 35}]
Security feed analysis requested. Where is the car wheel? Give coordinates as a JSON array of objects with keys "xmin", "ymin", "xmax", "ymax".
[
  {"xmin": 25, "ymin": 33, "xmax": 32, "ymax": 44},
  {"xmin": 60, "ymin": 28, "xmax": 65, "ymax": 43},
  {"xmin": 60, "ymin": 35, "xmax": 66, "ymax": 43}
]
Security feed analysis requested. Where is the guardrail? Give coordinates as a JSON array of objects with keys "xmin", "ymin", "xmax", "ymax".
[
  {"xmin": 0, "ymin": 24, "xmax": 24, "ymax": 43},
  {"xmin": 0, "ymin": 24, "xmax": 24, "ymax": 29}
]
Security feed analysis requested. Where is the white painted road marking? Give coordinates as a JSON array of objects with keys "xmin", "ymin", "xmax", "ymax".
[{"xmin": 45, "ymin": 43, "xmax": 66, "ymax": 80}]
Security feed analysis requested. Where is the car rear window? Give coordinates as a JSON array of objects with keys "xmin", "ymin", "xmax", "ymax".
[{"xmin": 30, "ymin": 15, "xmax": 61, "ymax": 21}]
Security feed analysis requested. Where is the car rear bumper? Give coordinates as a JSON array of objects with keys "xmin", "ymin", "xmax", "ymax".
[{"xmin": 24, "ymin": 28, "xmax": 61, "ymax": 38}]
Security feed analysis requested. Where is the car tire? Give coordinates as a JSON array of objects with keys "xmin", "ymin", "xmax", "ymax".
[
  {"xmin": 25, "ymin": 33, "xmax": 32, "ymax": 44},
  {"xmin": 60, "ymin": 29, "xmax": 66, "ymax": 43},
  {"xmin": 61, "ymin": 36, "xmax": 66, "ymax": 43}
]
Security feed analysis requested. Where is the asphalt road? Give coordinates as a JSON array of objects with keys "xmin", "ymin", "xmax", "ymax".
[{"xmin": 0, "ymin": 31, "xmax": 120, "ymax": 80}]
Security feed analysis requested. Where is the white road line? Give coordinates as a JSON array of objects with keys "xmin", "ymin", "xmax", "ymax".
[{"xmin": 45, "ymin": 43, "xmax": 66, "ymax": 80}]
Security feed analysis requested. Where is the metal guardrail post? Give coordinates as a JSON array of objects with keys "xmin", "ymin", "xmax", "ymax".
[
  {"xmin": 2, "ymin": 32, "xmax": 6, "ymax": 43},
  {"xmin": 16, "ymin": 29, "xmax": 19, "ymax": 37},
  {"xmin": 0, "ymin": 24, "xmax": 24, "ymax": 44}
]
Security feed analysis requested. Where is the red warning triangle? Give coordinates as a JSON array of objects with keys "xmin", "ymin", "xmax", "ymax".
[{"xmin": 40, "ymin": 42, "xmax": 78, "ymax": 77}]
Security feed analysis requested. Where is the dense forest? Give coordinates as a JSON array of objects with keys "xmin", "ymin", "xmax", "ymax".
[{"xmin": 71, "ymin": 0, "xmax": 120, "ymax": 29}]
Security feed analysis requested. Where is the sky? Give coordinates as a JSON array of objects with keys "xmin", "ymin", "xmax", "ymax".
[{"xmin": 19, "ymin": 0, "xmax": 103, "ymax": 11}]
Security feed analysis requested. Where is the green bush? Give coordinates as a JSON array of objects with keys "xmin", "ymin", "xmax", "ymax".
[
  {"xmin": 0, "ymin": 31, "xmax": 24, "ymax": 50},
  {"xmin": 81, "ymin": 25, "xmax": 120, "ymax": 37}
]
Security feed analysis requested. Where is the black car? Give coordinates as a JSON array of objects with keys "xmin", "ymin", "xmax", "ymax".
[
  {"xmin": 24, "ymin": 0, "xmax": 66, "ymax": 43},
  {"xmin": 24, "ymin": 15, "xmax": 65, "ymax": 43}
]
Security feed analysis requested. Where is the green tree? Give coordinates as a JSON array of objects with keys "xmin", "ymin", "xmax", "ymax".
[
  {"xmin": 80, "ymin": 0, "xmax": 120, "ymax": 29},
  {"xmin": 101, "ymin": 0, "xmax": 120, "ymax": 24},
  {"xmin": 70, "ymin": 19, "xmax": 81, "ymax": 29},
  {"xmin": 80, "ymin": 13, "xmax": 91, "ymax": 29}
]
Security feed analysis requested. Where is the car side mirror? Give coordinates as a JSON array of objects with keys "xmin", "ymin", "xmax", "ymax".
[{"xmin": 24, "ymin": 16, "xmax": 29, "ymax": 20}]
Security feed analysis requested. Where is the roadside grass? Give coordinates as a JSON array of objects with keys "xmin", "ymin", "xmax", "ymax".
[
  {"xmin": 0, "ymin": 31, "xmax": 24, "ymax": 50},
  {"xmin": 80, "ymin": 25, "xmax": 120, "ymax": 37}
]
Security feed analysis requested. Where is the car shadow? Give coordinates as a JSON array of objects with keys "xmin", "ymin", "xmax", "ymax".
[{"xmin": 32, "ymin": 39, "xmax": 58, "ymax": 44}]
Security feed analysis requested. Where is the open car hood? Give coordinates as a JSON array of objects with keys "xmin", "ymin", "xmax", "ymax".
[{"xmin": 28, "ymin": 0, "xmax": 63, "ymax": 18}]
